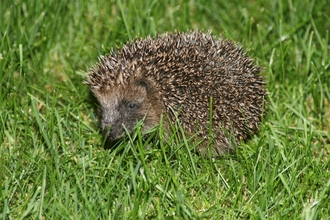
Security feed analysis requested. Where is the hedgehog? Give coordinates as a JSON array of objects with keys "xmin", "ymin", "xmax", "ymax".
[{"xmin": 86, "ymin": 30, "xmax": 267, "ymax": 156}]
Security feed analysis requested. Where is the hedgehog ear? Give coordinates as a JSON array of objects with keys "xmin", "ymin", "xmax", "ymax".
[{"xmin": 136, "ymin": 79, "xmax": 151, "ymax": 93}]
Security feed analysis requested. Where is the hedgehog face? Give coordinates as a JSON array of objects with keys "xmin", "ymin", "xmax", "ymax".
[{"xmin": 96, "ymin": 78, "xmax": 163, "ymax": 142}]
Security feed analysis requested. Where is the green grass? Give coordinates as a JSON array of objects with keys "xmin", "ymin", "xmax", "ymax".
[{"xmin": 1, "ymin": 0, "xmax": 329, "ymax": 219}]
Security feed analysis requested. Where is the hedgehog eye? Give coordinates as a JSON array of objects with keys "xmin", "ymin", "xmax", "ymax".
[{"xmin": 127, "ymin": 103, "xmax": 137, "ymax": 110}]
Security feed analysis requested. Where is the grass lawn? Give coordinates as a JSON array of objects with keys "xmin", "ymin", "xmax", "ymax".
[{"xmin": 1, "ymin": 0, "xmax": 329, "ymax": 219}]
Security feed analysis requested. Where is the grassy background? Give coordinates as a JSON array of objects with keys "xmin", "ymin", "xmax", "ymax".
[{"xmin": 1, "ymin": 0, "xmax": 329, "ymax": 219}]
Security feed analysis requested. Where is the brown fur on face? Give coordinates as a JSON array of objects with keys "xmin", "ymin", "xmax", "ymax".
[{"xmin": 90, "ymin": 76, "xmax": 164, "ymax": 141}]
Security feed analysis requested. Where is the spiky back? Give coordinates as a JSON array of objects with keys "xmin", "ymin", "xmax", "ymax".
[{"xmin": 87, "ymin": 31, "xmax": 267, "ymax": 154}]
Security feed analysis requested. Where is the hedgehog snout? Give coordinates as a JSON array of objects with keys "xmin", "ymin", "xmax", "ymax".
[
  {"xmin": 102, "ymin": 125, "xmax": 124, "ymax": 141},
  {"xmin": 101, "ymin": 107, "xmax": 124, "ymax": 140},
  {"xmin": 101, "ymin": 110, "xmax": 140, "ymax": 141},
  {"xmin": 102, "ymin": 119, "xmax": 126, "ymax": 141}
]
